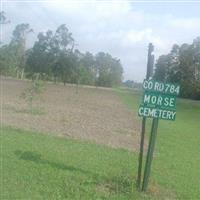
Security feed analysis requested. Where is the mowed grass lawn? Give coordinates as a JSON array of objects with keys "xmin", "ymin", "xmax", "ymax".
[
  {"xmin": 1, "ymin": 88, "xmax": 200, "ymax": 199},
  {"xmin": 1, "ymin": 127, "xmax": 146, "ymax": 200}
]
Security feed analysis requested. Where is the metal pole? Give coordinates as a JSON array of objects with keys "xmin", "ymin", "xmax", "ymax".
[
  {"xmin": 142, "ymin": 118, "xmax": 159, "ymax": 191},
  {"xmin": 136, "ymin": 117, "xmax": 146, "ymax": 189},
  {"xmin": 136, "ymin": 43, "xmax": 154, "ymax": 190}
]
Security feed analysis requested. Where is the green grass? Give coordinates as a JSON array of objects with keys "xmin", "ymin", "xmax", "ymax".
[
  {"xmin": 1, "ymin": 88, "xmax": 200, "ymax": 199},
  {"xmin": 1, "ymin": 127, "xmax": 156, "ymax": 200},
  {"xmin": 116, "ymin": 88, "xmax": 200, "ymax": 199}
]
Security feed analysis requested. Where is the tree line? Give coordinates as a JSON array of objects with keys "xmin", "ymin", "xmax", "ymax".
[
  {"xmin": 0, "ymin": 12, "xmax": 123, "ymax": 87},
  {"xmin": 154, "ymin": 38, "xmax": 200, "ymax": 100},
  {"xmin": 1, "ymin": 12, "xmax": 200, "ymax": 99}
]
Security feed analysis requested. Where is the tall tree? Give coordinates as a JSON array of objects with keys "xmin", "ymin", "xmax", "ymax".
[
  {"xmin": 154, "ymin": 38, "xmax": 200, "ymax": 99},
  {"xmin": 95, "ymin": 52, "xmax": 123, "ymax": 87},
  {"xmin": 26, "ymin": 31, "xmax": 54, "ymax": 78},
  {"xmin": 54, "ymin": 24, "xmax": 74, "ymax": 51},
  {"xmin": 11, "ymin": 23, "xmax": 33, "ymax": 79},
  {"xmin": 51, "ymin": 25, "xmax": 74, "ymax": 83},
  {"xmin": 192, "ymin": 37, "xmax": 200, "ymax": 81},
  {"xmin": 154, "ymin": 54, "xmax": 170, "ymax": 81},
  {"xmin": 79, "ymin": 52, "xmax": 95, "ymax": 85}
]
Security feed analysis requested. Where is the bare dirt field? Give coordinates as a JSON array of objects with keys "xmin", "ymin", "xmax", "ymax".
[{"xmin": 1, "ymin": 77, "xmax": 142, "ymax": 151}]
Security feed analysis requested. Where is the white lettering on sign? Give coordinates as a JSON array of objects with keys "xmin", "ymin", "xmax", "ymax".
[
  {"xmin": 139, "ymin": 80, "xmax": 180, "ymax": 121},
  {"xmin": 138, "ymin": 106, "xmax": 176, "ymax": 120},
  {"xmin": 143, "ymin": 80, "xmax": 153, "ymax": 90},
  {"xmin": 143, "ymin": 80, "xmax": 180, "ymax": 96},
  {"xmin": 143, "ymin": 93, "xmax": 176, "ymax": 108}
]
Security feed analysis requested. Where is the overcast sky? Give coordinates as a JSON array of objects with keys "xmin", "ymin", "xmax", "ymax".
[{"xmin": 2, "ymin": 0, "xmax": 200, "ymax": 82}]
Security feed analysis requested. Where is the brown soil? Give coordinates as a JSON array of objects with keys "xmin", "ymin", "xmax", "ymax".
[{"xmin": 1, "ymin": 77, "xmax": 143, "ymax": 151}]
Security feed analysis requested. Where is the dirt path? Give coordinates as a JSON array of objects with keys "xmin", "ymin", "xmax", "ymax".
[{"xmin": 1, "ymin": 77, "xmax": 142, "ymax": 151}]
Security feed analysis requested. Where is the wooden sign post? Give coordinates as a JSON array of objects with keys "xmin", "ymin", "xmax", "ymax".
[
  {"xmin": 137, "ymin": 44, "xmax": 180, "ymax": 192},
  {"xmin": 136, "ymin": 43, "xmax": 154, "ymax": 190}
]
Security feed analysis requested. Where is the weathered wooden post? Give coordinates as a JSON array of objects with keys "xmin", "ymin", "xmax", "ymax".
[
  {"xmin": 137, "ymin": 43, "xmax": 154, "ymax": 190},
  {"xmin": 137, "ymin": 44, "xmax": 180, "ymax": 192},
  {"xmin": 141, "ymin": 117, "xmax": 159, "ymax": 191}
]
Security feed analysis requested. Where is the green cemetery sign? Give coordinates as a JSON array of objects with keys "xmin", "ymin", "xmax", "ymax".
[
  {"xmin": 137, "ymin": 44, "xmax": 182, "ymax": 192},
  {"xmin": 138, "ymin": 79, "xmax": 180, "ymax": 121}
]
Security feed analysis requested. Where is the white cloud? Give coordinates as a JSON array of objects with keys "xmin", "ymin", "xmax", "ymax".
[
  {"xmin": 170, "ymin": 18, "xmax": 200, "ymax": 29},
  {"xmin": 122, "ymin": 29, "xmax": 153, "ymax": 44}
]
